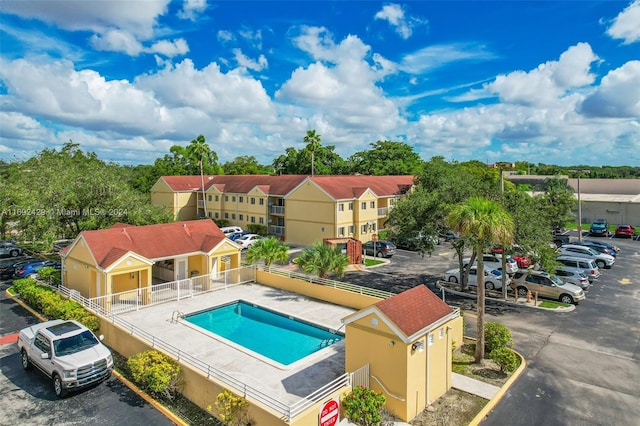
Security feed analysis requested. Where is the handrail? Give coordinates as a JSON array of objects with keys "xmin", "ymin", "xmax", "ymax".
[{"xmin": 371, "ymin": 374, "xmax": 406, "ymax": 401}]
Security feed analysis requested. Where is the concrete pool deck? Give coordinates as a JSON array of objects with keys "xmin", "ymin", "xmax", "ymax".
[{"xmin": 117, "ymin": 283, "xmax": 356, "ymax": 406}]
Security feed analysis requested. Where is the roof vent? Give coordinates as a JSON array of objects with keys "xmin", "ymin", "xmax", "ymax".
[
  {"xmin": 183, "ymin": 223, "xmax": 191, "ymax": 236},
  {"xmin": 121, "ymin": 228, "xmax": 132, "ymax": 242}
]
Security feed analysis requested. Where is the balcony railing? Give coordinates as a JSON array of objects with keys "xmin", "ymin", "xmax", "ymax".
[
  {"xmin": 377, "ymin": 207, "xmax": 388, "ymax": 216},
  {"xmin": 270, "ymin": 205, "xmax": 285, "ymax": 215},
  {"xmin": 269, "ymin": 225, "xmax": 285, "ymax": 235}
]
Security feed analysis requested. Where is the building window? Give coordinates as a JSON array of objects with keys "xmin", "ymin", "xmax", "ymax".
[
  {"xmin": 338, "ymin": 204, "xmax": 344, "ymax": 212},
  {"xmin": 239, "ymin": 214, "xmax": 244, "ymax": 221},
  {"xmin": 251, "ymin": 198, "xmax": 255, "ymax": 205},
  {"xmin": 207, "ymin": 212, "xmax": 212, "ymax": 218},
  {"xmin": 215, "ymin": 195, "xmax": 219, "ymax": 202},
  {"xmin": 371, "ymin": 223, "xmax": 376, "ymax": 231},
  {"xmin": 428, "ymin": 335, "xmax": 434, "ymax": 346},
  {"xmin": 338, "ymin": 227, "xmax": 345, "ymax": 237},
  {"xmin": 208, "ymin": 195, "xmax": 212, "ymax": 201},
  {"xmin": 224, "ymin": 213, "xmax": 229, "ymax": 219},
  {"xmin": 239, "ymin": 196, "xmax": 244, "ymax": 203},
  {"xmin": 232, "ymin": 213, "xmax": 236, "ymax": 220},
  {"xmin": 370, "ymin": 201, "xmax": 375, "ymax": 208},
  {"xmin": 439, "ymin": 329, "xmax": 444, "ymax": 339},
  {"xmin": 348, "ymin": 202, "xmax": 353, "ymax": 210},
  {"xmin": 259, "ymin": 198, "xmax": 264, "ymax": 205},
  {"xmin": 225, "ymin": 195, "xmax": 229, "ymax": 202},
  {"xmin": 348, "ymin": 225, "xmax": 354, "ymax": 234},
  {"xmin": 232, "ymin": 196, "xmax": 236, "ymax": 202},
  {"xmin": 361, "ymin": 224, "xmax": 368, "ymax": 233},
  {"xmin": 251, "ymin": 216, "xmax": 256, "ymax": 223},
  {"xmin": 259, "ymin": 217, "xmax": 264, "ymax": 224},
  {"xmin": 214, "ymin": 212, "xmax": 219, "ymax": 218}
]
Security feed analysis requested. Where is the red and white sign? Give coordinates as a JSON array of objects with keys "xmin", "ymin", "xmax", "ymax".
[{"xmin": 319, "ymin": 397, "xmax": 340, "ymax": 426}]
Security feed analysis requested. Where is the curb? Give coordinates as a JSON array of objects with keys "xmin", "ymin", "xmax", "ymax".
[
  {"xmin": 468, "ymin": 347, "xmax": 527, "ymax": 426},
  {"xmin": 4, "ymin": 287, "xmax": 188, "ymax": 426},
  {"xmin": 436, "ymin": 281, "xmax": 575, "ymax": 312}
]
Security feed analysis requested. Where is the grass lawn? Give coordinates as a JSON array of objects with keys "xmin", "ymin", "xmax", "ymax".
[
  {"xmin": 539, "ymin": 300, "xmax": 571, "ymax": 309},
  {"xmin": 363, "ymin": 258, "xmax": 384, "ymax": 266}
]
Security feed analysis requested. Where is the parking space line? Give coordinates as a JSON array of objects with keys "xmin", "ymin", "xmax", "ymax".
[{"xmin": 0, "ymin": 333, "xmax": 18, "ymax": 345}]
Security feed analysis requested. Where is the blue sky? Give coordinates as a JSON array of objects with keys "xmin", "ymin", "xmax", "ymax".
[{"xmin": 1, "ymin": 1, "xmax": 639, "ymax": 167}]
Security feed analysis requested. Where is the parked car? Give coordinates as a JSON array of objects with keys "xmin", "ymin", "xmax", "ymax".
[
  {"xmin": 52, "ymin": 239, "xmax": 73, "ymax": 252},
  {"xmin": 441, "ymin": 231, "xmax": 459, "ymax": 242},
  {"xmin": 14, "ymin": 260, "xmax": 61, "ymax": 279},
  {"xmin": 558, "ymin": 244, "xmax": 615, "ymax": 269},
  {"xmin": 510, "ymin": 270, "xmax": 586, "ymax": 304},
  {"xmin": 227, "ymin": 231, "xmax": 250, "ymax": 241},
  {"xmin": 390, "ymin": 234, "xmax": 439, "ymax": 251},
  {"xmin": 235, "ymin": 234, "xmax": 263, "ymax": 250},
  {"xmin": 362, "ymin": 241, "xmax": 396, "ymax": 258},
  {"xmin": 614, "ymin": 224, "xmax": 635, "ymax": 238},
  {"xmin": 220, "ymin": 226, "xmax": 243, "ymax": 237},
  {"xmin": 0, "ymin": 257, "xmax": 36, "ymax": 279},
  {"xmin": 0, "ymin": 242, "xmax": 24, "ymax": 258},
  {"xmin": 556, "ymin": 255, "xmax": 601, "ymax": 282},
  {"xmin": 490, "ymin": 247, "xmax": 532, "ymax": 269},
  {"xmin": 464, "ymin": 253, "xmax": 518, "ymax": 275},
  {"xmin": 553, "ymin": 268, "xmax": 591, "ymax": 290},
  {"xmin": 573, "ymin": 241, "xmax": 616, "ymax": 257},
  {"xmin": 580, "ymin": 239, "xmax": 620, "ymax": 253},
  {"xmin": 589, "ymin": 219, "xmax": 610, "ymax": 237},
  {"xmin": 444, "ymin": 266, "xmax": 508, "ymax": 291}
]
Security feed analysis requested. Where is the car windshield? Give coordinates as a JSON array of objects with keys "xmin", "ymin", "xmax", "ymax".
[
  {"xmin": 550, "ymin": 275, "xmax": 564, "ymax": 285},
  {"xmin": 586, "ymin": 247, "xmax": 599, "ymax": 256},
  {"xmin": 591, "ymin": 223, "xmax": 605, "ymax": 229},
  {"xmin": 53, "ymin": 330, "xmax": 100, "ymax": 356}
]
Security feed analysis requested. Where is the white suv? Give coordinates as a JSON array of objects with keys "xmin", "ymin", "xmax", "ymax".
[
  {"xmin": 556, "ymin": 256, "xmax": 601, "ymax": 282},
  {"xmin": 558, "ymin": 244, "xmax": 615, "ymax": 269},
  {"xmin": 464, "ymin": 253, "xmax": 519, "ymax": 274}
]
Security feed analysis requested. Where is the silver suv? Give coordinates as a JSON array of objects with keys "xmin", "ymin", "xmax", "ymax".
[
  {"xmin": 511, "ymin": 270, "xmax": 586, "ymax": 304},
  {"xmin": 556, "ymin": 255, "xmax": 601, "ymax": 282},
  {"xmin": 558, "ymin": 244, "xmax": 615, "ymax": 269}
]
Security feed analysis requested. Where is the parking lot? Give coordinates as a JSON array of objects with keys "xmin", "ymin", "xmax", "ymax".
[{"xmin": 343, "ymin": 235, "xmax": 640, "ymax": 426}]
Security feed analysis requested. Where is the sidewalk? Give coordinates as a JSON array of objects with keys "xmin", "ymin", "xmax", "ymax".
[{"xmin": 452, "ymin": 372, "xmax": 500, "ymax": 400}]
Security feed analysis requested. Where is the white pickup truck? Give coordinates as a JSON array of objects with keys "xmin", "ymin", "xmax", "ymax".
[{"xmin": 17, "ymin": 319, "xmax": 113, "ymax": 397}]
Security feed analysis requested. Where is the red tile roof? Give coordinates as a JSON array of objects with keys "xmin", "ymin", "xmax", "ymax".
[
  {"xmin": 76, "ymin": 220, "xmax": 226, "ymax": 269},
  {"xmin": 159, "ymin": 175, "xmax": 414, "ymax": 199},
  {"xmin": 375, "ymin": 285, "xmax": 453, "ymax": 337}
]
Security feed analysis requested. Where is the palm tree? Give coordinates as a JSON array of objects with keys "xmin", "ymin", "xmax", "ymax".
[
  {"xmin": 303, "ymin": 130, "xmax": 322, "ymax": 176},
  {"xmin": 245, "ymin": 237, "xmax": 290, "ymax": 268},
  {"xmin": 447, "ymin": 197, "xmax": 514, "ymax": 363},
  {"xmin": 186, "ymin": 135, "xmax": 211, "ymax": 217},
  {"xmin": 293, "ymin": 241, "xmax": 349, "ymax": 279}
]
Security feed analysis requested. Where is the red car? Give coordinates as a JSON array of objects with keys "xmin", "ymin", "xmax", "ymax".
[
  {"xmin": 615, "ymin": 225, "xmax": 635, "ymax": 238},
  {"xmin": 490, "ymin": 248, "xmax": 532, "ymax": 269}
]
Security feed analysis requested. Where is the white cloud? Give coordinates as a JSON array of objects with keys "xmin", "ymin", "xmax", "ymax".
[
  {"xmin": 374, "ymin": 3, "xmax": 426, "ymax": 39},
  {"xmin": 579, "ymin": 60, "xmax": 640, "ymax": 118},
  {"xmin": 178, "ymin": 0, "xmax": 207, "ymax": 21},
  {"xmin": 90, "ymin": 29, "xmax": 144, "ymax": 56},
  {"xmin": 217, "ymin": 30, "xmax": 234, "ymax": 43},
  {"xmin": 233, "ymin": 49, "xmax": 268, "ymax": 72},
  {"xmin": 606, "ymin": 0, "xmax": 640, "ymax": 44},
  {"xmin": 483, "ymin": 43, "xmax": 598, "ymax": 106},
  {"xmin": 399, "ymin": 43, "xmax": 497, "ymax": 74},
  {"xmin": 147, "ymin": 38, "xmax": 190, "ymax": 57}
]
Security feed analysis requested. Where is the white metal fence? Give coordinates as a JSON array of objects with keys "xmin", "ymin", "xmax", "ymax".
[
  {"xmin": 89, "ymin": 266, "xmax": 256, "ymax": 315},
  {"xmin": 42, "ymin": 281, "xmax": 368, "ymax": 422}
]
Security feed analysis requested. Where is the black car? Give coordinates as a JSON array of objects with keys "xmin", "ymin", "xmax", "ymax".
[
  {"xmin": 0, "ymin": 257, "xmax": 36, "ymax": 279},
  {"xmin": 589, "ymin": 219, "xmax": 609, "ymax": 237},
  {"xmin": 362, "ymin": 241, "xmax": 396, "ymax": 258}
]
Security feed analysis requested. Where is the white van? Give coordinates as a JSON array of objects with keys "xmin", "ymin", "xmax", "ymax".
[{"xmin": 220, "ymin": 226, "xmax": 243, "ymax": 236}]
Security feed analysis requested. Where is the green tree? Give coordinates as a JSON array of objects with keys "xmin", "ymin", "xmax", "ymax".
[
  {"xmin": 293, "ymin": 241, "xmax": 349, "ymax": 279},
  {"xmin": 447, "ymin": 197, "xmax": 514, "ymax": 363},
  {"xmin": 304, "ymin": 129, "xmax": 322, "ymax": 176},
  {"xmin": 222, "ymin": 156, "xmax": 271, "ymax": 175},
  {"xmin": 347, "ymin": 140, "xmax": 424, "ymax": 175},
  {"xmin": 245, "ymin": 237, "xmax": 289, "ymax": 267},
  {"xmin": 541, "ymin": 178, "xmax": 576, "ymax": 229},
  {"xmin": 186, "ymin": 135, "xmax": 212, "ymax": 217}
]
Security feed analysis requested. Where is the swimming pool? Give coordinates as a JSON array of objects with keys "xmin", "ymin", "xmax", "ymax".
[{"xmin": 183, "ymin": 300, "xmax": 343, "ymax": 365}]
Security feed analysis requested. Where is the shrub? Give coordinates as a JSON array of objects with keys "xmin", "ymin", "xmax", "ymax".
[
  {"xmin": 490, "ymin": 347, "xmax": 520, "ymax": 372},
  {"xmin": 37, "ymin": 267, "xmax": 61, "ymax": 286},
  {"xmin": 484, "ymin": 322, "xmax": 513, "ymax": 353},
  {"xmin": 342, "ymin": 386, "xmax": 386, "ymax": 426},
  {"xmin": 208, "ymin": 389, "xmax": 253, "ymax": 426},
  {"xmin": 127, "ymin": 350, "xmax": 183, "ymax": 400},
  {"xmin": 246, "ymin": 224, "xmax": 267, "ymax": 235}
]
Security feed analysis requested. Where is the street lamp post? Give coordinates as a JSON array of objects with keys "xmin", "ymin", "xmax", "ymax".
[{"xmin": 569, "ymin": 170, "xmax": 590, "ymax": 242}]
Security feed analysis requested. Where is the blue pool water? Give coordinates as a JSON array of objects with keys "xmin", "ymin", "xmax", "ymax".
[{"xmin": 184, "ymin": 301, "xmax": 343, "ymax": 365}]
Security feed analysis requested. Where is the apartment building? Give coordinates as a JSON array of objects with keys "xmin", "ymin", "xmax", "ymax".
[{"xmin": 151, "ymin": 175, "xmax": 415, "ymax": 246}]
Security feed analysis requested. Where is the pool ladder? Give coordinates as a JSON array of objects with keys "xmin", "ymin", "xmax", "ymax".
[
  {"xmin": 170, "ymin": 310, "xmax": 184, "ymax": 324},
  {"xmin": 319, "ymin": 337, "xmax": 338, "ymax": 348}
]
